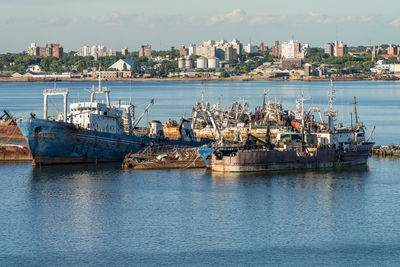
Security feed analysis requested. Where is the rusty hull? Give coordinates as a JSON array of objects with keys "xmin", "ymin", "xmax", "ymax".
[
  {"xmin": 125, "ymin": 158, "xmax": 205, "ymax": 169},
  {"xmin": 211, "ymin": 143, "xmax": 374, "ymax": 172},
  {"xmin": 0, "ymin": 124, "xmax": 25, "ymax": 142},
  {"xmin": 0, "ymin": 144, "xmax": 32, "ymax": 161}
]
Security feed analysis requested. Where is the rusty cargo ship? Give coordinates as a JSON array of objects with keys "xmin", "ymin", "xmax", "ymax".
[
  {"xmin": 211, "ymin": 139, "xmax": 374, "ymax": 172},
  {"xmin": 17, "ymin": 78, "xmax": 205, "ymax": 165}
]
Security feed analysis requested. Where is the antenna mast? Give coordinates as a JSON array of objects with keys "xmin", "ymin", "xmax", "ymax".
[{"xmin": 324, "ymin": 80, "xmax": 337, "ymax": 132}]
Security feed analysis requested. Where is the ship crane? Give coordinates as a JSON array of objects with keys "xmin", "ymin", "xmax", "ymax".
[
  {"xmin": 305, "ymin": 107, "xmax": 324, "ymax": 124},
  {"xmin": 134, "ymin": 99, "xmax": 154, "ymax": 128},
  {"xmin": 191, "ymin": 102, "xmax": 223, "ymax": 142}
]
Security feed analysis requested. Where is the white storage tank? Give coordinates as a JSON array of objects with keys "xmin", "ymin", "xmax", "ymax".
[
  {"xmin": 185, "ymin": 57, "xmax": 194, "ymax": 69},
  {"xmin": 178, "ymin": 57, "xmax": 186, "ymax": 69},
  {"xmin": 207, "ymin": 57, "xmax": 219, "ymax": 69},
  {"xmin": 196, "ymin": 57, "xmax": 208, "ymax": 69}
]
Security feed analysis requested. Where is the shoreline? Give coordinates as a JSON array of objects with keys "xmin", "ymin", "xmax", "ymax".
[{"xmin": 0, "ymin": 76, "xmax": 396, "ymax": 83}]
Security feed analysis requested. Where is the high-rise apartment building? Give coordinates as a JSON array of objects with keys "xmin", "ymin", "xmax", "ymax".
[
  {"xmin": 139, "ymin": 44, "xmax": 151, "ymax": 58},
  {"xmin": 244, "ymin": 43, "xmax": 257, "ymax": 53},
  {"xmin": 257, "ymin": 42, "xmax": 267, "ymax": 52},
  {"xmin": 121, "ymin": 48, "xmax": 129, "ymax": 56},
  {"xmin": 271, "ymin": 41, "xmax": 281, "ymax": 58},
  {"xmin": 325, "ymin": 43, "xmax": 334, "ymax": 56},
  {"xmin": 27, "ymin": 43, "xmax": 63, "ymax": 58},
  {"xmin": 325, "ymin": 41, "xmax": 347, "ymax": 57},
  {"xmin": 49, "ymin": 44, "xmax": 63, "ymax": 58},
  {"xmin": 77, "ymin": 45, "xmax": 106, "ymax": 59},
  {"xmin": 280, "ymin": 40, "xmax": 301, "ymax": 59},
  {"xmin": 196, "ymin": 45, "xmax": 216, "ymax": 58},
  {"xmin": 387, "ymin": 45, "xmax": 398, "ymax": 55},
  {"xmin": 225, "ymin": 45, "xmax": 238, "ymax": 61},
  {"xmin": 334, "ymin": 41, "xmax": 348, "ymax": 57},
  {"xmin": 28, "ymin": 43, "xmax": 39, "ymax": 56},
  {"xmin": 188, "ymin": 44, "xmax": 196, "ymax": 56},
  {"xmin": 179, "ymin": 45, "xmax": 187, "ymax": 56}
]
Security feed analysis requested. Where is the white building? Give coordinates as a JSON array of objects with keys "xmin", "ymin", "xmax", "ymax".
[
  {"xmin": 370, "ymin": 60, "xmax": 390, "ymax": 74},
  {"xmin": 28, "ymin": 43, "xmax": 38, "ymax": 56},
  {"xmin": 244, "ymin": 43, "xmax": 257, "ymax": 53},
  {"xmin": 203, "ymin": 40, "xmax": 215, "ymax": 46},
  {"xmin": 27, "ymin": 65, "xmax": 41, "ymax": 73},
  {"xmin": 108, "ymin": 59, "xmax": 134, "ymax": 71},
  {"xmin": 77, "ymin": 45, "xmax": 106, "ymax": 59},
  {"xmin": 188, "ymin": 44, "xmax": 196, "ymax": 56},
  {"xmin": 281, "ymin": 40, "xmax": 301, "ymax": 59},
  {"xmin": 390, "ymin": 64, "xmax": 400, "ymax": 73}
]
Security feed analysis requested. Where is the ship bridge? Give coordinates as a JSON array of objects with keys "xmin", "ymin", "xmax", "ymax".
[{"xmin": 69, "ymin": 102, "xmax": 123, "ymax": 134}]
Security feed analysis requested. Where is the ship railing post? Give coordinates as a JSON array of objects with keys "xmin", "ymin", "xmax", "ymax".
[
  {"xmin": 43, "ymin": 94, "xmax": 48, "ymax": 120},
  {"xmin": 63, "ymin": 92, "xmax": 68, "ymax": 122}
]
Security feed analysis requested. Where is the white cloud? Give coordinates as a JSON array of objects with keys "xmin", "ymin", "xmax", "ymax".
[
  {"xmin": 209, "ymin": 9, "xmax": 246, "ymax": 24},
  {"xmin": 389, "ymin": 18, "xmax": 400, "ymax": 26},
  {"xmin": 94, "ymin": 13, "xmax": 123, "ymax": 26}
]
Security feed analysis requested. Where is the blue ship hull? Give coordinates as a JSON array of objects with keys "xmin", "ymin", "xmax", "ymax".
[
  {"xmin": 198, "ymin": 147, "xmax": 215, "ymax": 166},
  {"xmin": 18, "ymin": 118, "xmax": 205, "ymax": 165}
]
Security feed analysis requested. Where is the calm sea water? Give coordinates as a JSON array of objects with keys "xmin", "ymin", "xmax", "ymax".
[{"xmin": 1, "ymin": 81, "xmax": 400, "ymax": 265}]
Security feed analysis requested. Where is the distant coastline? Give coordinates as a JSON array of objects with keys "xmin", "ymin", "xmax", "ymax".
[{"xmin": 0, "ymin": 76, "xmax": 392, "ymax": 83}]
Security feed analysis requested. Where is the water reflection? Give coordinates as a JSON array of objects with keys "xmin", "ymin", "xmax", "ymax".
[
  {"xmin": 210, "ymin": 165, "xmax": 370, "ymax": 244},
  {"xmin": 27, "ymin": 163, "xmax": 127, "ymax": 253},
  {"xmin": 211, "ymin": 165, "xmax": 369, "ymax": 190}
]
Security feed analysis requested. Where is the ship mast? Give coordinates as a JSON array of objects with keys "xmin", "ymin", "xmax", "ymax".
[
  {"xmin": 324, "ymin": 80, "xmax": 337, "ymax": 132},
  {"xmin": 262, "ymin": 89, "xmax": 266, "ymax": 111},
  {"xmin": 90, "ymin": 65, "xmax": 110, "ymax": 107},
  {"xmin": 353, "ymin": 96, "xmax": 359, "ymax": 129},
  {"xmin": 299, "ymin": 91, "xmax": 306, "ymax": 152}
]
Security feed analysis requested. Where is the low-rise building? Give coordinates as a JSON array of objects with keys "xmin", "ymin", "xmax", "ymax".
[
  {"xmin": 370, "ymin": 60, "xmax": 390, "ymax": 74},
  {"xmin": 27, "ymin": 65, "xmax": 41, "ymax": 72},
  {"xmin": 92, "ymin": 71, "xmax": 132, "ymax": 79},
  {"xmin": 108, "ymin": 59, "xmax": 134, "ymax": 71},
  {"xmin": 282, "ymin": 58, "xmax": 302, "ymax": 69}
]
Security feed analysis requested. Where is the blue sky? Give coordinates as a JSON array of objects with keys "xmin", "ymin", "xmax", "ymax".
[{"xmin": 2, "ymin": 0, "xmax": 400, "ymax": 53}]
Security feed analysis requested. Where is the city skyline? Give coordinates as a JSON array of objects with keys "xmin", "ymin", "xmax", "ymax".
[{"xmin": 2, "ymin": 0, "xmax": 400, "ymax": 53}]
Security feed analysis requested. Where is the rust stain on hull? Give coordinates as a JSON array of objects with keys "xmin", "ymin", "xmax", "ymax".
[
  {"xmin": 212, "ymin": 143, "xmax": 374, "ymax": 172},
  {"xmin": 0, "ymin": 143, "xmax": 32, "ymax": 161}
]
